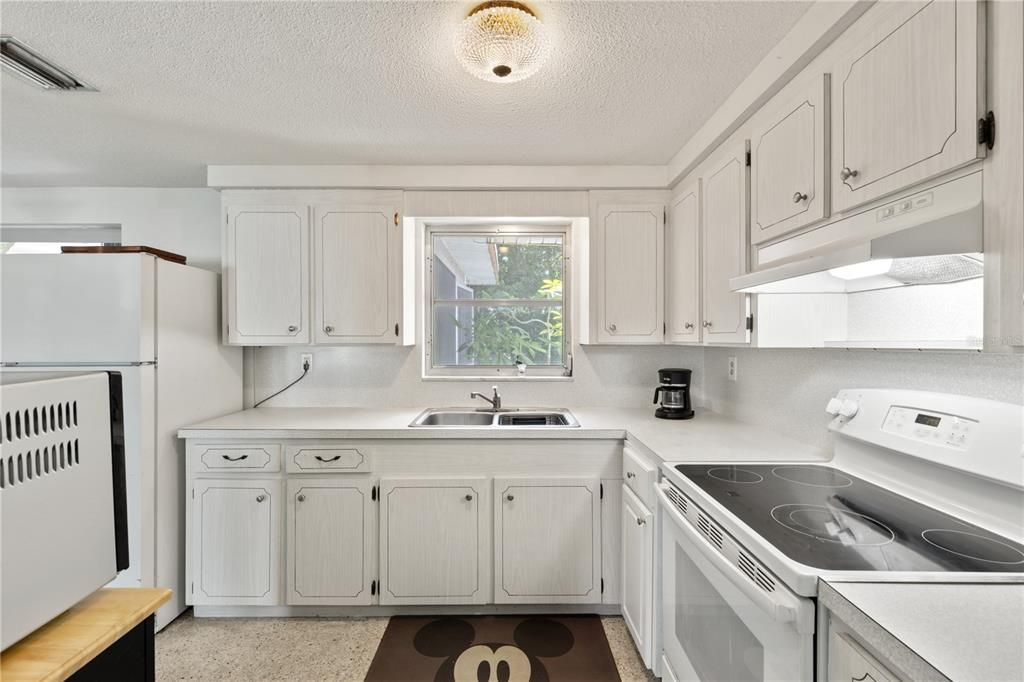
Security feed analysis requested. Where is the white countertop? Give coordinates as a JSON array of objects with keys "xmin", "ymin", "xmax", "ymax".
[
  {"xmin": 823, "ymin": 581, "xmax": 1024, "ymax": 681},
  {"xmin": 178, "ymin": 406, "xmax": 829, "ymax": 463}
]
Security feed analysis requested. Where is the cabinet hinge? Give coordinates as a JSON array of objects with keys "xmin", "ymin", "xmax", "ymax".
[
  {"xmin": 394, "ymin": 322, "xmax": 400, "ymax": 337},
  {"xmin": 600, "ymin": 483, "xmax": 604, "ymax": 500},
  {"xmin": 746, "ymin": 314, "xmax": 754, "ymax": 332},
  {"xmin": 371, "ymin": 485, "xmax": 377, "ymax": 502},
  {"xmin": 394, "ymin": 212, "xmax": 399, "ymax": 226},
  {"xmin": 601, "ymin": 578, "xmax": 604, "ymax": 594},
  {"xmin": 663, "ymin": 321, "xmax": 667, "ymax": 335},
  {"xmin": 978, "ymin": 111, "xmax": 996, "ymax": 149},
  {"xmin": 191, "ymin": 581, "xmax": 194, "ymax": 595},
  {"xmin": 371, "ymin": 579, "xmax": 377, "ymax": 596},
  {"xmin": 745, "ymin": 151, "xmax": 751, "ymax": 166},
  {"xmin": 663, "ymin": 208, "xmax": 667, "ymax": 223}
]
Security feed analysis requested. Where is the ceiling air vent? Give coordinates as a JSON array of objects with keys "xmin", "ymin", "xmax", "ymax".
[{"xmin": 0, "ymin": 36, "xmax": 94, "ymax": 91}]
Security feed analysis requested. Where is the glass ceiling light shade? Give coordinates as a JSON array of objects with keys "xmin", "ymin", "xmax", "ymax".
[{"xmin": 455, "ymin": 1, "xmax": 551, "ymax": 83}]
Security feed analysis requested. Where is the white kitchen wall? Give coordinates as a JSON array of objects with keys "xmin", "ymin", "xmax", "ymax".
[
  {"xmin": 250, "ymin": 344, "xmax": 704, "ymax": 409},
  {"xmin": 703, "ymin": 348, "xmax": 1024, "ymax": 450},
  {"xmin": 0, "ymin": 187, "xmax": 222, "ymax": 271}
]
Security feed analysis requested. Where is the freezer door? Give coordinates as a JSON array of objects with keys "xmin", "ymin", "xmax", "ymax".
[{"xmin": 1, "ymin": 254, "xmax": 155, "ymax": 363}]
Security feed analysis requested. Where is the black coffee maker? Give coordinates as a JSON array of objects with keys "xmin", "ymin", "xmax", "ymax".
[{"xmin": 653, "ymin": 368, "xmax": 694, "ymax": 420}]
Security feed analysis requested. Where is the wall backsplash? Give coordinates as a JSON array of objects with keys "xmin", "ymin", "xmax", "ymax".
[
  {"xmin": 703, "ymin": 348, "xmax": 1024, "ymax": 450},
  {"xmin": 250, "ymin": 344, "xmax": 705, "ymax": 409}
]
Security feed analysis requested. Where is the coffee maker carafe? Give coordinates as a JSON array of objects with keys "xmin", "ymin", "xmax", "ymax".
[{"xmin": 653, "ymin": 368, "xmax": 694, "ymax": 420}]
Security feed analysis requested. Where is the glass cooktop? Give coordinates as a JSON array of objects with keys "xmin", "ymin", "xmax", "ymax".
[{"xmin": 674, "ymin": 464, "xmax": 1024, "ymax": 573}]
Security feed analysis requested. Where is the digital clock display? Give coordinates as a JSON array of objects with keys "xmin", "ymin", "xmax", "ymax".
[{"xmin": 915, "ymin": 414, "xmax": 941, "ymax": 428}]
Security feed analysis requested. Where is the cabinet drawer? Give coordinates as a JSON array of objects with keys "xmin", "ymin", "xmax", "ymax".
[
  {"xmin": 623, "ymin": 444, "xmax": 657, "ymax": 509},
  {"xmin": 190, "ymin": 443, "xmax": 281, "ymax": 473},
  {"xmin": 286, "ymin": 445, "xmax": 372, "ymax": 473}
]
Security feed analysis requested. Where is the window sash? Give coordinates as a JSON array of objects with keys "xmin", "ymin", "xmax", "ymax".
[{"xmin": 426, "ymin": 225, "xmax": 571, "ymax": 378}]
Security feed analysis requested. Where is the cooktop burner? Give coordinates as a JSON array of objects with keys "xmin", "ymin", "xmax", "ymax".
[{"xmin": 674, "ymin": 464, "xmax": 1024, "ymax": 572}]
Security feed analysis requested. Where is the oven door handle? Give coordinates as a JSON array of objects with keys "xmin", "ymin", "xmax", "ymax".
[{"xmin": 656, "ymin": 483, "xmax": 813, "ymax": 634}]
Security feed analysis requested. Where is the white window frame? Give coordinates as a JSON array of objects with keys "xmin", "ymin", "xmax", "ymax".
[{"xmin": 424, "ymin": 223, "xmax": 572, "ymax": 379}]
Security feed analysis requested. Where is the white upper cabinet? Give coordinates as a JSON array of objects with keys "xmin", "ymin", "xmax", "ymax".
[
  {"xmin": 224, "ymin": 205, "xmax": 309, "ymax": 345},
  {"xmin": 831, "ymin": 0, "xmax": 986, "ymax": 214},
  {"xmin": 701, "ymin": 142, "xmax": 751, "ymax": 345},
  {"xmin": 313, "ymin": 204, "xmax": 399, "ymax": 344},
  {"xmin": 665, "ymin": 181, "xmax": 702, "ymax": 344},
  {"xmin": 750, "ymin": 75, "xmax": 830, "ymax": 244},
  {"xmin": 592, "ymin": 200, "xmax": 665, "ymax": 344}
]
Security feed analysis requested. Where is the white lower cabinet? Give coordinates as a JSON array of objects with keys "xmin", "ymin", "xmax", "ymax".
[
  {"xmin": 829, "ymin": 631, "xmax": 900, "ymax": 682},
  {"xmin": 286, "ymin": 479, "xmax": 375, "ymax": 605},
  {"xmin": 378, "ymin": 477, "xmax": 491, "ymax": 605},
  {"xmin": 190, "ymin": 479, "xmax": 281, "ymax": 606},
  {"xmin": 620, "ymin": 485, "xmax": 654, "ymax": 667},
  {"xmin": 494, "ymin": 477, "xmax": 602, "ymax": 604}
]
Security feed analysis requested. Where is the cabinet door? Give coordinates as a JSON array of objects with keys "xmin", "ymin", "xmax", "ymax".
[
  {"xmin": 829, "ymin": 631, "xmax": 900, "ymax": 682},
  {"xmin": 831, "ymin": 0, "xmax": 985, "ymax": 214},
  {"xmin": 751, "ymin": 75, "xmax": 830, "ymax": 244},
  {"xmin": 621, "ymin": 486, "xmax": 654, "ymax": 668},
  {"xmin": 666, "ymin": 182, "xmax": 702, "ymax": 344},
  {"xmin": 224, "ymin": 205, "xmax": 309, "ymax": 345},
  {"xmin": 190, "ymin": 479, "xmax": 280, "ymax": 606},
  {"xmin": 702, "ymin": 142, "xmax": 750, "ymax": 345},
  {"xmin": 595, "ymin": 203, "xmax": 665, "ymax": 343},
  {"xmin": 313, "ymin": 204, "xmax": 399, "ymax": 344},
  {"xmin": 286, "ymin": 479, "xmax": 374, "ymax": 605},
  {"xmin": 378, "ymin": 477, "xmax": 490, "ymax": 605},
  {"xmin": 494, "ymin": 476, "xmax": 601, "ymax": 604}
]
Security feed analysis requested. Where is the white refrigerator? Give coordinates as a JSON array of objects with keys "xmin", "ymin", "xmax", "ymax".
[{"xmin": 1, "ymin": 253, "xmax": 243, "ymax": 629}]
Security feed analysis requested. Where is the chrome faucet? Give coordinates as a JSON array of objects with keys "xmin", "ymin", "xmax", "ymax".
[{"xmin": 470, "ymin": 385, "xmax": 502, "ymax": 410}]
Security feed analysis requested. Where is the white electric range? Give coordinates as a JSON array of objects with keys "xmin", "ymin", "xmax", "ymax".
[{"xmin": 656, "ymin": 388, "xmax": 1024, "ymax": 682}]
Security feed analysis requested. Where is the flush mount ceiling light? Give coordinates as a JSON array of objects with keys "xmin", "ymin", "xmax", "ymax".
[
  {"xmin": 455, "ymin": 1, "xmax": 551, "ymax": 83},
  {"xmin": 1, "ymin": 36, "xmax": 95, "ymax": 91}
]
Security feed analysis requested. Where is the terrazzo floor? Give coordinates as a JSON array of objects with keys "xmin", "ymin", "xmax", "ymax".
[{"xmin": 156, "ymin": 611, "xmax": 657, "ymax": 681}]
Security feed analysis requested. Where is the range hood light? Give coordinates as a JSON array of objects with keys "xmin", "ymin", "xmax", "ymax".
[{"xmin": 828, "ymin": 259, "xmax": 893, "ymax": 281}]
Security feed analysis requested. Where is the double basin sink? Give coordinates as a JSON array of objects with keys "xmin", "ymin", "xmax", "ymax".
[{"xmin": 410, "ymin": 407, "xmax": 580, "ymax": 428}]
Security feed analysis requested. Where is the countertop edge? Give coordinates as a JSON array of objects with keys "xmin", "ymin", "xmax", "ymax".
[{"xmin": 819, "ymin": 580, "xmax": 949, "ymax": 682}]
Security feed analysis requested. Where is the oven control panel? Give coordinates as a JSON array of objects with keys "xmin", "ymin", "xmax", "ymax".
[{"xmin": 882, "ymin": 406, "xmax": 978, "ymax": 450}]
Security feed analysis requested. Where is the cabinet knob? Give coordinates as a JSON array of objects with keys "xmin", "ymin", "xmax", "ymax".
[
  {"xmin": 506, "ymin": 494, "xmax": 515, "ymax": 502},
  {"xmin": 324, "ymin": 325, "xmax": 334, "ymax": 333},
  {"xmin": 703, "ymin": 321, "xmax": 712, "ymax": 328},
  {"xmin": 608, "ymin": 323, "xmax": 617, "ymax": 332},
  {"xmin": 256, "ymin": 494, "xmax": 266, "ymax": 503},
  {"xmin": 287, "ymin": 325, "xmax": 298, "ymax": 333},
  {"xmin": 684, "ymin": 322, "xmax": 695, "ymax": 330},
  {"xmin": 465, "ymin": 494, "xmax": 473, "ymax": 501},
  {"xmin": 637, "ymin": 517, "xmax": 646, "ymax": 526},
  {"xmin": 839, "ymin": 167, "xmax": 859, "ymax": 181},
  {"xmin": 297, "ymin": 494, "xmax": 306, "ymax": 502},
  {"xmin": 792, "ymin": 191, "xmax": 808, "ymax": 203},
  {"xmin": 626, "ymin": 471, "xmax": 636, "ymax": 479}
]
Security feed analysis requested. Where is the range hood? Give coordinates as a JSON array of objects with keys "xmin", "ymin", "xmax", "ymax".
[{"xmin": 732, "ymin": 172, "xmax": 984, "ymax": 294}]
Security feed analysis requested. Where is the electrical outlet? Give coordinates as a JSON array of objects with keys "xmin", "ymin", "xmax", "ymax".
[
  {"xmin": 300, "ymin": 353, "xmax": 313, "ymax": 371},
  {"xmin": 727, "ymin": 356, "xmax": 738, "ymax": 382}
]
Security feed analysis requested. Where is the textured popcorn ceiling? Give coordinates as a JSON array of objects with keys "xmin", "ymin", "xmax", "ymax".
[{"xmin": 1, "ymin": 1, "xmax": 810, "ymax": 187}]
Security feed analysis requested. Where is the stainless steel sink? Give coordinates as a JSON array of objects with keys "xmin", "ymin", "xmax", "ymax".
[{"xmin": 410, "ymin": 408, "xmax": 579, "ymax": 428}]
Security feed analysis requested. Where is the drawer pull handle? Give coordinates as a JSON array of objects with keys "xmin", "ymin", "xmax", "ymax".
[
  {"xmin": 297, "ymin": 494, "xmax": 306, "ymax": 502},
  {"xmin": 222, "ymin": 454, "xmax": 249, "ymax": 462},
  {"xmin": 839, "ymin": 167, "xmax": 859, "ymax": 182},
  {"xmin": 256, "ymin": 494, "xmax": 266, "ymax": 503},
  {"xmin": 506, "ymin": 494, "xmax": 515, "ymax": 502},
  {"xmin": 465, "ymin": 494, "xmax": 473, "ymax": 501},
  {"xmin": 288, "ymin": 325, "xmax": 298, "ymax": 333},
  {"xmin": 314, "ymin": 455, "xmax": 342, "ymax": 463},
  {"xmin": 626, "ymin": 471, "xmax": 636, "ymax": 479},
  {"xmin": 637, "ymin": 517, "xmax": 646, "ymax": 526},
  {"xmin": 792, "ymin": 191, "xmax": 808, "ymax": 203}
]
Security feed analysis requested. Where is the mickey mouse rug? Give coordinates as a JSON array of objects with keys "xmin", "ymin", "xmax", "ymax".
[{"xmin": 364, "ymin": 615, "xmax": 621, "ymax": 681}]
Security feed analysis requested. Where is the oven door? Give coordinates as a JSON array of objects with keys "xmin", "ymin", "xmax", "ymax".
[{"xmin": 656, "ymin": 482, "xmax": 814, "ymax": 682}]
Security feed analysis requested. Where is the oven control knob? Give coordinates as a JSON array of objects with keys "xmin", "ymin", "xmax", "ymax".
[
  {"xmin": 825, "ymin": 398, "xmax": 843, "ymax": 416},
  {"xmin": 838, "ymin": 400, "xmax": 860, "ymax": 419}
]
